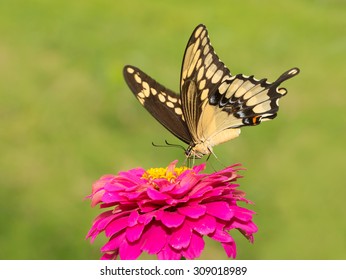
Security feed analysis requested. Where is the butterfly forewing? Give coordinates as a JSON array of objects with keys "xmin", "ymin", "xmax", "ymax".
[
  {"xmin": 123, "ymin": 65, "xmax": 192, "ymax": 144},
  {"xmin": 180, "ymin": 24, "xmax": 232, "ymax": 143}
]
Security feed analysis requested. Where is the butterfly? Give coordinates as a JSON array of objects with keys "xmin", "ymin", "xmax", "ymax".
[{"xmin": 123, "ymin": 24, "xmax": 299, "ymax": 158}]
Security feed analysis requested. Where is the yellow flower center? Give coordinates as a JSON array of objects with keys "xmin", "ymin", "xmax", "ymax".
[{"xmin": 142, "ymin": 166, "xmax": 190, "ymax": 182}]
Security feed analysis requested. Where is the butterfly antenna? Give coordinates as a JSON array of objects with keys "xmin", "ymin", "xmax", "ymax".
[
  {"xmin": 152, "ymin": 141, "xmax": 189, "ymax": 163},
  {"xmin": 164, "ymin": 140, "xmax": 187, "ymax": 152}
]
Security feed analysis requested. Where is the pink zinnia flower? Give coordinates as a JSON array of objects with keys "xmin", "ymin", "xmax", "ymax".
[{"xmin": 86, "ymin": 160, "xmax": 257, "ymax": 260}]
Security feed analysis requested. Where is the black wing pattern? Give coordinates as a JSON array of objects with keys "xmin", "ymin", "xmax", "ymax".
[{"xmin": 123, "ymin": 65, "xmax": 192, "ymax": 144}]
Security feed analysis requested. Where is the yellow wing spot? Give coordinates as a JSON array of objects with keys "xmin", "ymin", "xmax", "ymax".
[
  {"xmin": 142, "ymin": 81, "xmax": 150, "ymax": 97},
  {"xmin": 204, "ymin": 53, "xmax": 213, "ymax": 68},
  {"xmin": 222, "ymin": 75, "xmax": 233, "ymax": 82},
  {"xmin": 151, "ymin": 88, "xmax": 157, "ymax": 95},
  {"xmin": 167, "ymin": 96, "xmax": 178, "ymax": 103},
  {"xmin": 174, "ymin": 107, "xmax": 183, "ymax": 115},
  {"xmin": 288, "ymin": 68, "xmax": 299, "ymax": 75},
  {"xmin": 277, "ymin": 88, "xmax": 287, "ymax": 95},
  {"xmin": 228, "ymin": 79, "xmax": 244, "ymax": 98},
  {"xmin": 253, "ymin": 100, "xmax": 272, "ymax": 114},
  {"xmin": 246, "ymin": 90, "xmax": 269, "ymax": 106},
  {"xmin": 197, "ymin": 66, "xmax": 205, "ymax": 81},
  {"xmin": 188, "ymin": 49, "xmax": 201, "ymax": 77},
  {"xmin": 166, "ymin": 101, "xmax": 174, "ymax": 108},
  {"xmin": 158, "ymin": 93, "xmax": 166, "ymax": 103},
  {"xmin": 138, "ymin": 91, "xmax": 145, "ymax": 99},
  {"xmin": 134, "ymin": 73, "xmax": 142, "ymax": 84},
  {"xmin": 126, "ymin": 67, "xmax": 134, "ymax": 74},
  {"xmin": 138, "ymin": 97, "xmax": 145, "ymax": 105},
  {"xmin": 196, "ymin": 58, "xmax": 202, "ymax": 70},
  {"xmin": 192, "ymin": 38, "xmax": 200, "ymax": 54},
  {"xmin": 211, "ymin": 69, "xmax": 223, "ymax": 84},
  {"xmin": 203, "ymin": 44, "xmax": 210, "ymax": 55},
  {"xmin": 194, "ymin": 26, "xmax": 203, "ymax": 38},
  {"xmin": 200, "ymin": 88, "xmax": 209, "ymax": 101},
  {"xmin": 219, "ymin": 81, "xmax": 229, "ymax": 94},
  {"xmin": 201, "ymin": 36, "xmax": 208, "ymax": 47},
  {"xmin": 234, "ymin": 80, "xmax": 254, "ymax": 98},
  {"xmin": 198, "ymin": 79, "xmax": 206, "ymax": 90},
  {"xmin": 200, "ymin": 29, "xmax": 207, "ymax": 40},
  {"xmin": 243, "ymin": 85, "xmax": 266, "ymax": 100},
  {"xmin": 206, "ymin": 63, "xmax": 217, "ymax": 79}
]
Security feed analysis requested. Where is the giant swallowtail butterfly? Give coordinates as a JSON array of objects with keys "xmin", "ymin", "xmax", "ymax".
[{"xmin": 123, "ymin": 24, "xmax": 299, "ymax": 158}]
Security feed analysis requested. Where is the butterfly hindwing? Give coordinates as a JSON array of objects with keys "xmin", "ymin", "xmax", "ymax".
[
  {"xmin": 123, "ymin": 65, "xmax": 192, "ymax": 144},
  {"xmin": 209, "ymin": 67, "xmax": 300, "ymax": 127}
]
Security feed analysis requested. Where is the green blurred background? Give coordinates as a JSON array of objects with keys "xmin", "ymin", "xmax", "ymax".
[{"xmin": 1, "ymin": 0, "xmax": 345, "ymax": 259}]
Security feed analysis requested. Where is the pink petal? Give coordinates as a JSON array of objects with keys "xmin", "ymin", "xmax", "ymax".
[
  {"xmin": 192, "ymin": 214, "xmax": 216, "ymax": 235},
  {"xmin": 216, "ymin": 164, "xmax": 243, "ymax": 179},
  {"xmin": 118, "ymin": 168, "xmax": 146, "ymax": 184},
  {"xmin": 157, "ymin": 245, "xmax": 181, "ymax": 260},
  {"xmin": 102, "ymin": 191, "xmax": 122, "ymax": 203},
  {"xmin": 90, "ymin": 189, "xmax": 105, "ymax": 207},
  {"xmin": 128, "ymin": 210, "xmax": 139, "ymax": 226},
  {"xmin": 177, "ymin": 172, "xmax": 199, "ymax": 192},
  {"xmin": 222, "ymin": 241, "xmax": 236, "ymax": 258},
  {"xmin": 178, "ymin": 205, "xmax": 206, "ymax": 218},
  {"xmin": 91, "ymin": 175, "xmax": 114, "ymax": 193},
  {"xmin": 169, "ymin": 223, "xmax": 192, "ymax": 250},
  {"xmin": 101, "ymin": 252, "xmax": 118, "ymax": 260},
  {"xmin": 166, "ymin": 160, "xmax": 178, "ymax": 173},
  {"xmin": 103, "ymin": 182, "xmax": 126, "ymax": 192},
  {"xmin": 138, "ymin": 201, "xmax": 159, "ymax": 212},
  {"xmin": 188, "ymin": 184, "xmax": 213, "ymax": 199},
  {"xmin": 205, "ymin": 201, "xmax": 233, "ymax": 220},
  {"xmin": 159, "ymin": 181, "xmax": 176, "ymax": 192},
  {"xmin": 140, "ymin": 222, "xmax": 167, "ymax": 254},
  {"xmin": 209, "ymin": 229, "xmax": 233, "ymax": 243},
  {"xmin": 86, "ymin": 210, "xmax": 113, "ymax": 240},
  {"xmin": 101, "ymin": 231, "xmax": 126, "ymax": 252},
  {"xmin": 229, "ymin": 220, "xmax": 258, "ymax": 235},
  {"xmin": 147, "ymin": 188, "xmax": 171, "ymax": 200},
  {"xmin": 126, "ymin": 223, "xmax": 145, "ymax": 242},
  {"xmin": 182, "ymin": 232, "xmax": 205, "ymax": 260},
  {"xmin": 119, "ymin": 239, "xmax": 142, "ymax": 260},
  {"xmin": 160, "ymin": 211, "xmax": 185, "ymax": 228},
  {"xmin": 105, "ymin": 216, "xmax": 128, "ymax": 237},
  {"xmin": 192, "ymin": 163, "xmax": 206, "ymax": 173},
  {"xmin": 231, "ymin": 206, "xmax": 255, "ymax": 221},
  {"xmin": 95, "ymin": 211, "xmax": 124, "ymax": 231},
  {"xmin": 165, "ymin": 196, "xmax": 189, "ymax": 206},
  {"xmin": 124, "ymin": 190, "xmax": 147, "ymax": 200},
  {"xmin": 137, "ymin": 211, "xmax": 156, "ymax": 225}
]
